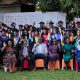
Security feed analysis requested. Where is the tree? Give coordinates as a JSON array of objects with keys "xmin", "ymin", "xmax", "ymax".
[
  {"xmin": 37, "ymin": 0, "xmax": 60, "ymax": 11},
  {"xmin": 37, "ymin": 0, "xmax": 80, "ymax": 21},
  {"xmin": 59, "ymin": 0, "xmax": 80, "ymax": 21}
]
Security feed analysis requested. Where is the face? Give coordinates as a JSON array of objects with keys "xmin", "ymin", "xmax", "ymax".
[
  {"xmin": 8, "ymin": 40, "xmax": 12, "ymax": 46},
  {"xmin": 19, "ymin": 27, "xmax": 22, "ymax": 30},
  {"xmin": 66, "ymin": 39, "xmax": 70, "ymax": 44},
  {"xmin": 77, "ymin": 31, "xmax": 80, "ymax": 36},
  {"xmin": 24, "ymin": 24, "xmax": 28, "ymax": 29},
  {"xmin": 13, "ymin": 23, "xmax": 16, "ymax": 28},
  {"xmin": 79, "ymin": 42, "xmax": 80, "ymax": 45},
  {"xmin": 24, "ymin": 30, "xmax": 27, "ymax": 35},
  {"xmin": 53, "ymin": 41, "xmax": 56, "ymax": 44},
  {"xmin": 58, "ymin": 23, "xmax": 63, "ymax": 27},
  {"xmin": 2, "ymin": 31, "xmax": 6, "ymax": 36},
  {"xmin": 38, "ymin": 39, "xmax": 42, "ymax": 44},
  {"xmin": 7, "ymin": 28, "xmax": 11, "ymax": 33},
  {"xmin": 14, "ymin": 32, "xmax": 17, "ymax": 37},
  {"xmin": 0, "ymin": 40, "xmax": 2, "ymax": 44},
  {"xmin": 31, "ymin": 32, "xmax": 35, "ymax": 37},
  {"xmin": 43, "ymin": 29, "xmax": 46, "ymax": 34},
  {"xmin": 35, "ymin": 31, "xmax": 38, "ymax": 36},
  {"xmin": 23, "ymin": 41, "xmax": 27, "ymax": 46},
  {"xmin": 0, "ymin": 22, "xmax": 2, "ymax": 29},
  {"xmin": 30, "ymin": 27, "xmax": 33, "ymax": 31},
  {"xmin": 53, "ymin": 29, "xmax": 56, "ymax": 34}
]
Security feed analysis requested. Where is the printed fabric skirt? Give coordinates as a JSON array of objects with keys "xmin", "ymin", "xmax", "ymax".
[{"xmin": 3, "ymin": 53, "xmax": 16, "ymax": 67}]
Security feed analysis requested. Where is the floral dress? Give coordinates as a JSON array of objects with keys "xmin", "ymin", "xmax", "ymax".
[{"xmin": 3, "ymin": 47, "xmax": 16, "ymax": 67}]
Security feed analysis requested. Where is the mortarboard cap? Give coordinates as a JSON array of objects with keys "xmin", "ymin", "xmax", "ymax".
[
  {"xmin": 49, "ymin": 21, "xmax": 54, "ymax": 24},
  {"xmin": 58, "ymin": 21, "xmax": 64, "ymax": 24},
  {"xmin": 76, "ymin": 21, "xmax": 80, "ymax": 24},
  {"xmin": 39, "ymin": 22, "xmax": 45, "ymax": 24}
]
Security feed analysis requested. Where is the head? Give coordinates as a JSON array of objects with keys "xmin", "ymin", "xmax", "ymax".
[
  {"xmin": 43, "ymin": 29, "xmax": 47, "ymax": 34},
  {"xmin": 58, "ymin": 21, "xmax": 64, "ymax": 27},
  {"xmin": 52, "ymin": 29, "xmax": 56, "ymax": 34},
  {"xmin": 11, "ymin": 22, "xmax": 16, "ymax": 28},
  {"xmin": 34, "ymin": 31, "xmax": 39, "ymax": 36},
  {"xmin": 0, "ymin": 22, "xmax": 2, "ymax": 29},
  {"xmin": 7, "ymin": 27, "xmax": 12, "ymax": 33},
  {"xmin": 77, "ymin": 30, "xmax": 80, "ymax": 36},
  {"xmin": 31, "ymin": 32, "xmax": 35, "ymax": 37},
  {"xmin": 24, "ymin": 24, "xmax": 28, "ymax": 29},
  {"xmin": 2, "ymin": 30, "xmax": 6, "ymax": 36},
  {"xmin": 23, "ymin": 40, "xmax": 27, "ymax": 46},
  {"xmin": 29, "ymin": 26, "xmax": 33, "ymax": 31},
  {"xmin": 66, "ymin": 38, "xmax": 70, "ymax": 44},
  {"xmin": 6, "ymin": 39, "xmax": 14, "ymax": 47},
  {"xmin": 39, "ymin": 22, "xmax": 44, "ymax": 27},
  {"xmin": 24, "ymin": 30, "xmax": 28, "ymax": 35},
  {"xmin": 49, "ymin": 22, "xmax": 54, "ymax": 27},
  {"xmin": 53, "ymin": 40, "xmax": 56, "ymax": 45},
  {"xmin": 19, "ymin": 25, "xmax": 23, "ymax": 30},
  {"xmin": 79, "ymin": 41, "xmax": 80, "ymax": 45},
  {"xmin": 0, "ymin": 39, "xmax": 2, "ymax": 45},
  {"xmin": 14, "ymin": 31, "xmax": 18, "ymax": 37},
  {"xmin": 38, "ymin": 38, "xmax": 43, "ymax": 44}
]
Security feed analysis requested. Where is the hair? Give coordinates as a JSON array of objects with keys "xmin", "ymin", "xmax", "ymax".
[{"xmin": 6, "ymin": 39, "xmax": 14, "ymax": 47}]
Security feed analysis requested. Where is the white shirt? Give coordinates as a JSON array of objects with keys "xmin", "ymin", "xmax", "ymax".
[
  {"xmin": 32, "ymin": 43, "xmax": 48, "ymax": 54},
  {"xmin": 23, "ymin": 46, "xmax": 28, "ymax": 57}
]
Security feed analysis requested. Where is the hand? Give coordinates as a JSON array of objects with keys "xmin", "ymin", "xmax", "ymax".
[
  {"xmin": 71, "ymin": 49, "xmax": 74, "ymax": 53},
  {"xmin": 1, "ymin": 46, "xmax": 6, "ymax": 51},
  {"xmin": 45, "ymin": 53, "xmax": 48, "ymax": 56}
]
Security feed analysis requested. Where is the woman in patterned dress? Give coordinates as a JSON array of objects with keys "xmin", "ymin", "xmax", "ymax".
[{"xmin": 2, "ymin": 39, "xmax": 17, "ymax": 72}]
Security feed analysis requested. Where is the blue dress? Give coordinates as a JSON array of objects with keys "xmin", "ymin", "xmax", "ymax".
[
  {"xmin": 49, "ymin": 44, "xmax": 59, "ymax": 61},
  {"xmin": 75, "ymin": 48, "xmax": 80, "ymax": 71}
]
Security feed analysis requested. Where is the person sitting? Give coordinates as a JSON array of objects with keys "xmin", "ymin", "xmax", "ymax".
[
  {"xmin": 62, "ymin": 38, "xmax": 74, "ymax": 70},
  {"xmin": 32, "ymin": 38, "xmax": 48, "ymax": 71},
  {"xmin": 49, "ymin": 39, "xmax": 59, "ymax": 71},
  {"xmin": 18, "ymin": 40, "xmax": 31, "ymax": 71},
  {"xmin": 2, "ymin": 39, "xmax": 17, "ymax": 72}
]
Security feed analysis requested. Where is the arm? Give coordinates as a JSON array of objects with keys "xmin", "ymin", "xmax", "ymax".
[
  {"xmin": 75, "ymin": 48, "xmax": 78, "ymax": 56},
  {"xmin": 44, "ymin": 44, "xmax": 48, "ymax": 56},
  {"xmin": 32, "ymin": 44, "xmax": 36, "ymax": 53}
]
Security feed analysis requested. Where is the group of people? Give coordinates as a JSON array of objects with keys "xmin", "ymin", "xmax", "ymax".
[{"xmin": 0, "ymin": 20, "xmax": 80, "ymax": 72}]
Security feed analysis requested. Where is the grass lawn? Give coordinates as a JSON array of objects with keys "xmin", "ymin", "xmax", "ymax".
[{"xmin": 0, "ymin": 69, "xmax": 80, "ymax": 80}]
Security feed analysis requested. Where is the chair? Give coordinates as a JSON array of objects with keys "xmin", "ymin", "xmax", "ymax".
[
  {"xmin": 48, "ymin": 60, "xmax": 60, "ymax": 69},
  {"xmin": 23, "ymin": 59, "xmax": 28, "ymax": 69},
  {"xmin": 35, "ymin": 59, "xmax": 44, "ymax": 68},
  {"xmin": 76, "ymin": 60, "xmax": 78, "ymax": 72},
  {"xmin": 62, "ymin": 59, "xmax": 73, "ymax": 70}
]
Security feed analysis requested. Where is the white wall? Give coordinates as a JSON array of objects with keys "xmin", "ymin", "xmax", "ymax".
[
  {"xmin": 3, "ymin": 12, "xmax": 66, "ymax": 29},
  {"xmin": 75, "ymin": 18, "xmax": 80, "ymax": 23},
  {"xmin": 0, "ymin": 14, "xmax": 4, "ymax": 22}
]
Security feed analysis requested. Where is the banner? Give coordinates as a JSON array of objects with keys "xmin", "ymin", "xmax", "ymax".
[{"xmin": 1, "ymin": 12, "xmax": 66, "ymax": 29}]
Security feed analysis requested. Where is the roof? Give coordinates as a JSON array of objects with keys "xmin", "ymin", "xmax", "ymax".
[
  {"xmin": 0, "ymin": 0, "xmax": 36, "ymax": 5},
  {"xmin": 0, "ymin": 0, "xmax": 17, "ymax": 4}
]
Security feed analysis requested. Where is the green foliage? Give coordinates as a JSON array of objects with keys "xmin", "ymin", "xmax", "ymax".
[
  {"xmin": 37, "ymin": 0, "xmax": 80, "ymax": 21},
  {"xmin": 59, "ymin": 0, "xmax": 80, "ymax": 21},
  {"xmin": 38, "ymin": 0, "xmax": 60, "ymax": 12}
]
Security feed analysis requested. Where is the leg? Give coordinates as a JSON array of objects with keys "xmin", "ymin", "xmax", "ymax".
[
  {"xmin": 49, "ymin": 61, "xmax": 52, "ymax": 71},
  {"xmin": 77, "ymin": 59, "xmax": 80, "ymax": 71},
  {"xmin": 9, "ymin": 64, "xmax": 13, "ymax": 72},
  {"xmin": 65, "ymin": 61, "xmax": 70, "ymax": 70},
  {"xmin": 52, "ymin": 61, "xmax": 56, "ymax": 71}
]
